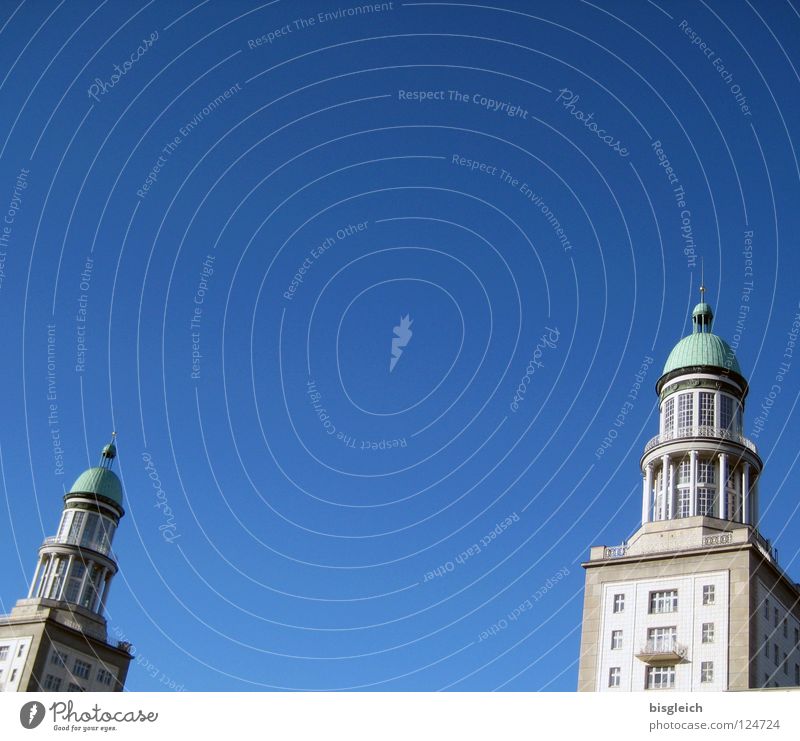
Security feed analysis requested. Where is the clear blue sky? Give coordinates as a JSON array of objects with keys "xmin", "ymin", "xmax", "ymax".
[{"xmin": 1, "ymin": 0, "xmax": 799, "ymax": 690}]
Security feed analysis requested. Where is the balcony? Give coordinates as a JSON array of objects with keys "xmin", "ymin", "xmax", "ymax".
[
  {"xmin": 636, "ymin": 640, "xmax": 687, "ymax": 665},
  {"xmin": 42, "ymin": 535, "xmax": 113, "ymax": 557},
  {"xmin": 599, "ymin": 529, "xmax": 776, "ymax": 562},
  {"xmin": 644, "ymin": 426, "xmax": 758, "ymax": 455}
]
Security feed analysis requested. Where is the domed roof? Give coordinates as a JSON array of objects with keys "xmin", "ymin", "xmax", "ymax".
[
  {"xmin": 662, "ymin": 301, "xmax": 741, "ymax": 376},
  {"xmin": 67, "ymin": 436, "xmax": 123, "ymax": 506},
  {"xmin": 68, "ymin": 467, "xmax": 123, "ymax": 506}
]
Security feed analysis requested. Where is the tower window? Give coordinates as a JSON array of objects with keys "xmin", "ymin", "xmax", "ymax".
[
  {"xmin": 720, "ymin": 395, "xmax": 735, "ymax": 431},
  {"xmin": 700, "ymin": 661, "xmax": 714, "ymax": 683},
  {"xmin": 663, "ymin": 398, "xmax": 674, "ymax": 434},
  {"xmin": 649, "ymin": 590, "xmax": 678, "ymax": 614},
  {"xmin": 608, "ymin": 667, "xmax": 621, "ymax": 688},
  {"xmin": 43, "ymin": 674, "xmax": 61, "ymax": 691},
  {"xmin": 611, "ymin": 630, "xmax": 623, "ymax": 649},
  {"xmin": 702, "ymin": 585, "xmax": 715, "ymax": 605},
  {"xmin": 697, "ymin": 460, "xmax": 715, "ymax": 484},
  {"xmin": 697, "ymin": 488, "xmax": 715, "ymax": 517},
  {"xmin": 678, "ymin": 394, "xmax": 693, "ymax": 429},
  {"xmin": 699, "ymin": 392, "xmax": 714, "ymax": 427},
  {"xmin": 73, "ymin": 659, "xmax": 91, "ymax": 680},
  {"xmin": 645, "ymin": 665, "xmax": 675, "ymax": 689},
  {"xmin": 67, "ymin": 511, "xmax": 85, "ymax": 543},
  {"xmin": 613, "ymin": 594, "xmax": 625, "ymax": 613},
  {"xmin": 702, "ymin": 623, "xmax": 715, "ymax": 643}
]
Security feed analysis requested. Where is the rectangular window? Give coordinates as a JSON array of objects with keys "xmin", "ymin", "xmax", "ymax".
[
  {"xmin": 43, "ymin": 674, "xmax": 62, "ymax": 691},
  {"xmin": 649, "ymin": 590, "xmax": 678, "ymax": 614},
  {"xmin": 775, "ymin": 608, "xmax": 779, "ymax": 627},
  {"xmin": 97, "ymin": 668, "xmax": 114, "ymax": 686},
  {"xmin": 17, "ymin": 643, "xmax": 25, "ymax": 657},
  {"xmin": 678, "ymin": 394, "xmax": 693, "ymax": 429},
  {"xmin": 611, "ymin": 630, "xmax": 623, "ymax": 650},
  {"xmin": 64, "ymin": 562, "xmax": 86, "ymax": 604},
  {"xmin": 701, "ymin": 661, "xmax": 714, "ymax": 683},
  {"xmin": 647, "ymin": 626, "xmax": 677, "ymax": 652},
  {"xmin": 764, "ymin": 599, "xmax": 770, "ymax": 619},
  {"xmin": 784, "ymin": 654, "xmax": 788, "ymax": 675},
  {"xmin": 663, "ymin": 398, "xmax": 674, "ymax": 434},
  {"xmin": 0, "ymin": 645, "xmax": 9, "ymax": 661},
  {"xmin": 697, "ymin": 460, "xmax": 715, "ymax": 484},
  {"xmin": 646, "ymin": 665, "xmax": 676, "ymax": 690},
  {"xmin": 795, "ymin": 664, "xmax": 799, "ymax": 686},
  {"xmin": 67, "ymin": 511, "xmax": 85, "ymax": 543},
  {"xmin": 783, "ymin": 619, "xmax": 788, "ymax": 638},
  {"xmin": 608, "ymin": 667, "xmax": 621, "ymax": 688},
  {"xmin": 795, "ymin": 628, "xmax": 799, "ymax": 646},
  {"xmin": 720, "ymin": 395, "xmax": 734, "ymax": 430},
  {"xmin": 774, "ymin": 645, "xmax": 779, "ymax": 667},
  {"xmin": 80, "ymin": 514, "xmax": 100, "ymax": 548},
  {"xmin": 613, "ymin": 594, "xmax": 625, "ymax": 613},
  {"xmin": 67, "ymin": 683, "xmax": 84, "ymax": 692},
  {"xmin": 10, "ymin": 668, "xmax": 18, "ymax": 682},
  {"xmin": 51, "ymin": 649, "xmax": 67, "ymax": 667},
  {"xmin": 677, "ymin": 489, "xmax": 690, "ymax": 518},
  {"xmin": 699, "ymin": 392, "xmax": 714, "ymax": 427},
  {"xmin": 73, "ymin": 659, "xmax": 91, "ymax": 680},
  {"xmin": 702, "ymin": 585, "xmax": 715, "ymax": 605},
  {"xmin": 697, "ymin": 487, "xmax": 715, "ymax": 517},
  {"xmin": 702, "ymin": 623, "xmax": 715, "ymax": 644}
]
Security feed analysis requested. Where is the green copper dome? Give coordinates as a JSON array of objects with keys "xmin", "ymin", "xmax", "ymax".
[
  {"xmin": 68, "ymin": 467, "xmax": 123, "ymax": 506},
  {"xmin": 662, "ymin": 301, "xmax": 741, "ymax": 376},
  {"xmin": 67, "ymin": 437, "xmax": 123, "ymax": 506}
]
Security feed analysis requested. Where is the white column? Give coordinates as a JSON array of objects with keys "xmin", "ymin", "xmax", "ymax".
[
  {"xmin": 57, "ymin": 555, "xmax": 74, "ymax": 600},
  {"xmin": 742, "ymin": 463, "xmax": 751, "ymax": 525},
  {"xmin": 643, "ymin": 464, "xmax": 654, "ymax": 523},
  {"xmin": 27, "ymin": 556, "xmax": 44, "ymax": 599},
  {"xmin": 689, "ymin": 450, "xmax": 698, "ymax": 517},
  {"xmin": 752, "ymin": 474, "xmax": 759, "ymax": 528},
  {"xmin": 668, "ymin": 461, "xmax": 676, "ymax": 519},
  {"xmin": 660, "ymin": 454, "xmax": 670, "ymax": 520},
  {"xmin": 719, "ymin": 453, "xmax": 728, "ymax": 520},
  {"xmin": 76, "ymin": 560, "xmax": 92, "ymax": 607},
  {"xmin": 44, "ymin": 555, "xmax": 60, "ymax": 599},
  {"xmin": 98, "ymin": 572, "xmax": 112, "ymax": 616}
]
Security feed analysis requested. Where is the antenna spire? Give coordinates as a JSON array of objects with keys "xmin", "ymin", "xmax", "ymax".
[{"xmin": 699, "ymin": 257, "xmax": 705, "ymax": 302}]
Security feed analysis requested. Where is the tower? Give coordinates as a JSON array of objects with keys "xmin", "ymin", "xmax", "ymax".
[
  {"xmin": 0, "ymin": 438, "xmax": 132, "ymax": 692},
  {"xmin": 578, "ymin": 298, "xmax": 800, "ymax": 691}
]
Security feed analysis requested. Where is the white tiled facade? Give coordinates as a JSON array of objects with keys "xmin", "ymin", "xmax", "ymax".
[
  {"xmin": 754, "ymin": 580, "xmax": 800, "ymax": 688},
  {"xmin": 0, "ymin": 635, "xmax": 32, "ymax": 692},
  {"xmin": 596, "ymin": 571, "xmax": 729, "ymax": 691}
]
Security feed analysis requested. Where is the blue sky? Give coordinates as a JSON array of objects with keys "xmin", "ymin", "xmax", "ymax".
[{"xmin": 1, "ymin": 0, "xmax": 799, "ymax": 690}]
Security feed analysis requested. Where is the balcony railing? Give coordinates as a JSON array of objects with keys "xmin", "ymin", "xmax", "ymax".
[
  {"xmin": 644, "ymin": 426, "xmax": 758, "ymax": 455},
  {"xmin": 636, "ymin": 640, "xmax": 687, "ymax": 664},
  {"xmin": 602, "ymin": 530, "xmax": 775, "ymax": 561},
  {"xmin": 42, "ymin": 535, "xmax": 113, "ymax": 557}
]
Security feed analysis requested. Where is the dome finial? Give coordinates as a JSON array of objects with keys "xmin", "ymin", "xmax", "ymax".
[
  {"xmin": 100, "ymin": 432, "xmax": 117, "ymax": 469},
  {"xmin": 699, "ymin": 257, "xmax": 706, "ymax": 302}
]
